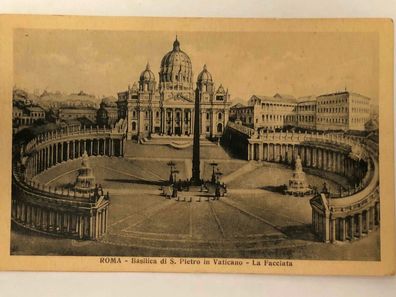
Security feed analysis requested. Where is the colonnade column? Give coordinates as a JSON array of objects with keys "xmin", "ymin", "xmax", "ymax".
[
  {"xmin": 357, "ymin": 213, "xmax": 363, "ymax": 237},
  {"xmin": 349, "ymin": 216, "xmax": 355, "ymax": 240},
  {"xmin": 365, "ymin": 210, "xmax": 371, "ymax": 233},
  {"xmin": 330, "ymin": 218, "xmax": 336, "ymax": 243},
  {"xmin": 258, "ymin": 144, "xmax": 263, "ymax": 161},
  {"xmin": 340, "ymin": 218, "xmax": 346, "ymax": 241}
]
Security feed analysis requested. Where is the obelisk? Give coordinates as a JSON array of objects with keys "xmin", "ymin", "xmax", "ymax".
[{"xmin": 191, "ymin": 88, "xmax": 201, "ymax": 185}]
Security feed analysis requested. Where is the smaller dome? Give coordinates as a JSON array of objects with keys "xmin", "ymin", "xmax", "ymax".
[
  {"xmin": 197, "ymin": 64, "xmax": 213, "ymax": 82},
  {"xmin": 139, "ymin": 63, "xmax": 156, "ymax": 82}
]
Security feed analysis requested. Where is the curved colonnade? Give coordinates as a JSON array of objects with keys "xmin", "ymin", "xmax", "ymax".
[
  {"xmin": 246, "ymin": 130, "xmax": 379, "ymax": 243},
  {"xmin": 12, "ymin": 124, "xmax": 126, "ymax": 240}
]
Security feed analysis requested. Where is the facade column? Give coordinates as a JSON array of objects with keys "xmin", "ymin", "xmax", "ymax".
[{"xmin": 103, "ymin": 138, "xmax": 107, "ymax": 156}]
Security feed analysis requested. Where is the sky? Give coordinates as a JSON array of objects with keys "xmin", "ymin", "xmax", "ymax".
[{"xmin": 14, "ymin": 29, "xmax": 379, "ymax": 104}]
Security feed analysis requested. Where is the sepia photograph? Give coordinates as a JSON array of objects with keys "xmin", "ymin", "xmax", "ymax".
[
  {"xmin": 10, "ymin": 28, "xmax": 382, "ymax": 260},
  {"xmin": 0, "ymin": 15, "xmax": 394, "ymax": 275}
]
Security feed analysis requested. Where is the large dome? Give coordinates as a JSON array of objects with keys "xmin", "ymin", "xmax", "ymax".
[{"xmin": 159, "ymin": 37, "xmax": 193, "ymax": 86}]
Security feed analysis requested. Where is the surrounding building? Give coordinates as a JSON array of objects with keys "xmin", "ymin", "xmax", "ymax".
[
  {"xmin": 229, "ymin": 103, "xmax": 246, "ymax": 121},
  {"xmin": 295, "ymin": 96, "xmax": 317, "ymax": 130},
  {"xmin": 96, "ymin": 101, "xmax": 110, "ymax": 127},
  {"xmin": 12, "ymin": 104, "xmax": 46, "ymax": 127},
  {"xmin": 316, "ymin": 91, "xmax": 371, "ymax": 131},
  {"xmin": 101, "ymin": 99, "xmax": 118, "ymax": 126},
  {"xmin": 234, "ymin": 94, "xmax": 297, "ymax": 130},
  {"xmin": 59, "ymin": 107, "xmax": 97, "ymax": 123},
  {"xmin": 117, "ymin": 37, "xmax": 231, "ymax": 140},
  {"xmin": 232, "ymin": 91, "xmax": 371, "ymax": 132}
]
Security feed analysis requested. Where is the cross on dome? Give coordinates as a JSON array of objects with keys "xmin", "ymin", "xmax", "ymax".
[{"xmin": 173, "ymin": 35, "xmax": 180, "ymax": 51}]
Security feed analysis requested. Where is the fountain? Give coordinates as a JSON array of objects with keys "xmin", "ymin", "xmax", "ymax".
[
  {"xmin": 285, "ymin": 155, "xmax": 313, "ymax": 196},
  {"xmin": 74, "ymin": 151, "xmax": 96, "ymax": 193}
]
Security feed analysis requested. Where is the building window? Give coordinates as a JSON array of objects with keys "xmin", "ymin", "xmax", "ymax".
[
  {"xmin": 132, "ymin": 122, "xmax": 136, "ymax": 130},
  {"xmin": 217, "ymin": 123, "xmax": 223, "ymax": 133},
  {"xmin": 218, "ymin": 113, "xmax": 222, "ymax": 120}
]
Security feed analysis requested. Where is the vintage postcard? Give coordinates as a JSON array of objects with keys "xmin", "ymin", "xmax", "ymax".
[{"xmin": 0, "ymin": 15, "xmax": 394, "ymax": 275}]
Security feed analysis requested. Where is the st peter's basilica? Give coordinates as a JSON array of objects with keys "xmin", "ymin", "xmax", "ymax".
[{"xmin": 116, "ymin": 37, "xmax": 231, "ymax": 140}]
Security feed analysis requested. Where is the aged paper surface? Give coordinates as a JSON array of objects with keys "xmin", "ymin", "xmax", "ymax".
[{"xmin": 0, "ymin": 15, "xmax": 394, "ymax": 275}]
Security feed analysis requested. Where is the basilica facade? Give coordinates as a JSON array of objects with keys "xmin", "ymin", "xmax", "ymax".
[{"xmin": 117, "ymin": 37, "xmax": 231, "ymax": 140}]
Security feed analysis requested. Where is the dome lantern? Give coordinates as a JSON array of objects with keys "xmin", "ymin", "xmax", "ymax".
[{"xmin": 173, "ymin": 36, "xmax": 180, "ymax": 51}]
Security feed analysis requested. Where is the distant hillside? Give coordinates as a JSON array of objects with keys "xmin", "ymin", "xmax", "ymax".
[
  {"xmin": 38, "ymin": 90, "xmax": 101, "ymax": 109},
  {"xmin": 39, "ymin": 90, "xmax": 96, "ymax": 102}
]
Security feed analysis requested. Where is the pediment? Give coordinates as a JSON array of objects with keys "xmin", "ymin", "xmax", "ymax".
[{"xmin": 164, "ymin": 93, "xmax": 194, "ymax": 105}]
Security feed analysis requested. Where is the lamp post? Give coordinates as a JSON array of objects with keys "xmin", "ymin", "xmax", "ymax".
[
  {"xmin": 167, "ymin": 161, "xmax": 176, "ymax": 183},
  {"xmin": 209, "ymin": 161, "xmax": 218, "ymax": 183}
]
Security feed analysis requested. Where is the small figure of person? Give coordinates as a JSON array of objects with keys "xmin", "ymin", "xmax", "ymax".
[{"xmin": 172, "ymin": 186, "xmax": 178, "ymax": 198}]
